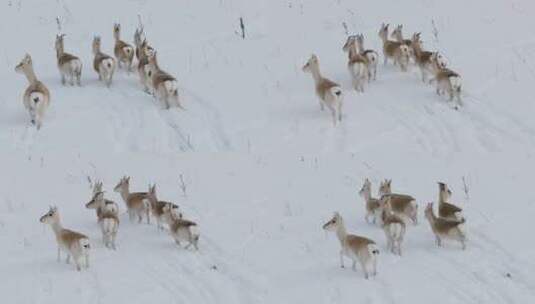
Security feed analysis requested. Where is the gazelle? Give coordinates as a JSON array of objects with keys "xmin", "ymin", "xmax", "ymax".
[
  {"xmin": 146, "ymin": 51, "xmax": 182, "ymax": 109},
  {"xmin": 424, "ymin": 203, "xmax": 466, "ymax": 249},
  {"xmin": 138, "ymin": 41, "xmax": 155, "ymax": 93},
  {"xmin": 169, "ymin": 211, "xmax": 199, "ymax": 250},
  {"xmin": 342, "ymin": 36, "xmax": 369, "ymax": 92},
  {"xmin": 92, "ymin": 36, "xmax": 116, "ymax": 87},
  {"xmin": 429, "ymin": 62, "xmax": 462, "ymax": 106},
  {"xmin": 133, "ymin": 25, "xmax": 146, "ymax": 61},
  {"xmin": 380, "ymin": 205, "xmax": 406, "ymax": 256},
  {"xmin": 378, "ymin": 23, "xmax": 410, "ymax": 71},
  {"xmin": 113, "ymin": 176, "xmax": 151, "ymax": 224},
  {"xmin": 358, "ymin": 178, "xmax": 381, "ymax": 224},
  {"xmin": 99, "ymin": 201, "xmax": 120, "ymax": 249},
  {"xmin": 147, "ymin": 184, "xmax": 180, "ymax": 230},
  {"xmin": 378, "ymin": 179, "xmax": 418, "ymax": 224},
  {"xmin": 39, "ymin": 206, "xmax": 90, "ymax": 271},
  {"xmin": 355, "ymin": 34, "xmax": 378, "ymax": 81},
  {"xmin": 323, "ymin": 212, "xmax": 379, "ymax": 279},
  {"xmin": 302, "ymin": 54, "xmax": 344, "ymax": 126},
  {"xmin": 85, "ymin": 191, "xmax": 120, "ymax": 221},
  {"xmin": 15, "ymin": 54, "xmax": 50, "ymax": 129},
  {"xmin": 113, "ymin": 23, "xmax": 134, "ymax": 71},
  {"xmin": 55, "ymin": 34, "xmax": 82, "ymax": 86},
  {"xmin": 437, "ymin": 182, "xmax": 463, "ymax": 221},
  {"xmin": 410, "ymin": 33, "xmax": 446, "ymax": 83}
]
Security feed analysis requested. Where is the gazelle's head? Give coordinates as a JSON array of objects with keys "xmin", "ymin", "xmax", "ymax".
[
  {"xmin": 431, "ymin": 52, "xmax": 447, "ymax": 69},
  {"xmin": 399, "ymin": 44, "xmax": 410, "ymax": 57},
  {"xmin": 438, "ymin": 182, "xmax": 452, "ymax": 200},
  {"xmin": 55, "ymin": 34, "xmax": 65, "ymax": 53},
  {"xmin": 147, "ymin": 183, "xmax": 157, "ymax": 201},
  {"xmin": 134, "ymin": 27, "xmax": 145, "ymax": 47},
  {"xmin": 342, "ymin": 35, "xmax": 357, "ymax": 53},
  {"xmin": 391, "ymin": 24, "xmax": 403, "ymax": 40},
  {"xmin": 86, "ymin": 191, "xmax": 104, "ymax": 209},
  {"xmin": 40, "ymin": 206, "xmax": 59, "ymax": 224},
  {"xmin": 355, "ymin": 34, "xmax": 365, "ymax": 46},
  {"xmin": 114, "ymin": 176, "xmax": 130, "ymax": 193},
  {"xmin": 92, "ymin": 36, "xmax": 101, "ymax": 54},
  {"xmin": 302, "ymin": 54, "xmax": 318, "ymax": 73},
  {"xmin": 15, "ymin": 54, "xmax": 32, "ymax": 74},
  {"xmin": 379, "ymin": 179, "xmax": 392, "ymax": 196},
  {"xmin": 142, "ymin": 42, "xmax": 155, "ymax": 58},
  {"xmin": 166, "ymin": 204, "xmax": 183, "ymax": 221},
  {"xmin": 378, "ymin": 23, "xmax": 389, "ymax": 40},
  {"xmin": 113, "ymin": 23, "xmax": 121, "ymax": 40},
  {"xmin": 358, "ymin": 178, "xmax": 372, "ymax": 197},
  {"xmin": 323, "ymin": 212, "xmax": 343, "ymax": 231}
]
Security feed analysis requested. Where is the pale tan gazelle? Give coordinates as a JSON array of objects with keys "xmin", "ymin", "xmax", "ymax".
[
  {"xmin": 410, "ymin": 33, "xmax": 446, "ymax": 83},
  {"xmin": 323, "ymin": 212, "xmax": 379, "ymax": 279},
  {"xmin": 425, "ymin": 203, "xmax": 466, "ymax": 249},
  {"xmin": 342, "ymin": 36, "xmax": 369, "ymax": 92},
  {"xmin": 55, "ymin": 34, "xmax": 82, "ymax": 86},
  {"xmin": 355, "ymin": 34, "xmax": 378, "ymax": 81},
  {"xmin": 39, "ymin": 206, "xmax": 90, "ymax": 271},
  {"xmin": 147, "ymin": 184, "xmax": 181, "ymax": 230},
  {"xmin": 437, "ymin": 182, "xmax": 463, "ymax": 221},
  {"xmin": 113, "ymin": 23, "xmax": 135, "ymax": 71},
  {"xmin": 358, "ymin": 178, "xmax": 381, "ymax": 224},
  {"xmin": 429, "ymin": 61, "xmax": 463, "ymax": 106},
  {"xmin": 302, "ymin": 54, "xmax": 344, "ymax": 126},
  {"xmin": 168, "ymin": 211, "xmax": 199, "ymax": 250},
  {"xmin": 378, "ymin": 23, "xmax": 410, "ymax": 71},
  {"xmin": 379, "ymin": 179, "xmax": 418, "ymax": 224},
  {"xmin": 15, "ymin": 54, "xmax": 50, "ymax": 129},
  {"xmin": 138, "ymin": 41, "xmax": 155, "ymax": 93},
  {"xmin": 99, "ymin": 200, "xmax": 120, "ymax": 249},
  {"xmin": 146, "ymin": 51, "xmax": 182, "ymax": 109},
  {"xmin": 92, "ymin": 36, "xmax": 116, "ymax": 87},
  {"xmin": 380, "ymin": 204, "xmax": 406, "ymax": 256},
  {"xmin": 113, "ymin": 176, "xmax": 151, "ymax": 223}
]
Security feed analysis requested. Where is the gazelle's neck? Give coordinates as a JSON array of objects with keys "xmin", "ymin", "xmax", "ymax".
[
  {"xmin": 335, "ymin": 220, "xmax": 348, "ymax": 247},
  {"xmin": 356, "ymin": 41, "xmax": 365, "ymax": 53},
  {"xmin": 438, "ymin": 191, "xmax": 448, "ymax": 204},
  {"xmin": 348, "ymin": 44, "xmax": 359, "ymax": 60},
  {"xmin": 308, "ymin": 63, "xmax": 322, "ymax": 85},
  {"xmin": 49, "ymin": 220, "xmax": 63, "ymax": 236},
  {"xmin": 56, "ymin": 44, "xmax": 64, "ymax": 59},
  {"xmin": 120, "ymin": 186, "xmax": 130, "ymax": 201},
  {"xmin": 23, "ymin": 65, "xmax": 38, "ymax": 84},
  {"xmin": 363, "ymin": 188, "xmax": 372, "ymax": 201}
]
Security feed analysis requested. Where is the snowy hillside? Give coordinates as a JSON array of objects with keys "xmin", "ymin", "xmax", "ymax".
[{"xmin": 1, "ymin": 0, "xmax": 535, "ymax": 303}]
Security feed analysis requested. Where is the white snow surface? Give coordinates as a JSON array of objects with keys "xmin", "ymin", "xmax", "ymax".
[{"xmin": 1, "ymin": 0, "xmax": 535, "ymax": 303}]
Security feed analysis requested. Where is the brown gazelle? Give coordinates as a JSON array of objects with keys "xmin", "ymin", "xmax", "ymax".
[
  {"xmin": 355, "ymin": 34, "xmax": 378, "ymax": 81},
  {"xmin": 146, "ymin": 51, "xmax": 182, "ymax": 109},
  {"xmin": 378, "ymin": 179, "xmax": 418, "ymax": 224},
  {"xmin": 169, "ymin": 211, "xmax": 199, "ymax": 250},
  {"xmin": 342, "ymin": 36, "xmax": 369, "ymax": 92},
  {"xmin": 378, "ymin": 23, "xmax": 410, "ymax": 71},
  {"xmin": 147, "ymin": 184, "xmax": 180, "ymax": 230},
  {"xmin": 55, "ymin": 34, "xmax": 82, "ymax": 86},
  {"xmin": 302, "ymin": 54, "xmax": 344, "ymax": 126},
  {"xmin": 15, "ymin": 54, "xmax": 50, "ymax": 129},
  {"xmin": 323, "ymin": 212, "xmax": 379, "ymax": 279},
  {"xmin": 39, "ymin": 206, "xmax": 90, "ymax": 271},
  {"xmin": 85, "ymin": 190, "xmax": 120, "ymax": 222},
  {"xmin": 92, "ymin": 36, "xmax": 116, "ymax": 87},
  {"xmin": 358, "ymin": 178, "xmax": 381, "ymax": 224},
  {"xmin": 380, "ymin": 205, "xmax": 406, "ymax": 256},
  {"xmin": 113, "ymin": 23, "xmax": 135, "ymax": 71},
  {"xmin": 99, "ymin": 200, "xmax": 120, "ymax": 249},
  {"xmin": 410, "ymin": 33, "xmax": 446, "ymax": 83},
  {"xmin": 425, "ymin": 203, "xmax": 466, "ymax": 249},
  {"xmin": 113, "ymin": 176, "xmax": 151, "ymax": 224},
  {"xmin": 429, "ymin": 62, "xmax": 462, "ymax": 106},
  {"xmin": 437, "ymin": 182, "xmax": 463, "ymax": 221}
]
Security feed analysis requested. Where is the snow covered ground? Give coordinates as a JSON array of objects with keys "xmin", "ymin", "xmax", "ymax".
[{"xmin": 1, "ymin": 0, "xmax": 535, "ymax": 303}]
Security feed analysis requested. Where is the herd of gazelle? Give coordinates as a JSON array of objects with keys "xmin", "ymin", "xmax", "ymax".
[
  {"xmin": 40, "ymin": 177, "xmax": 199, "ymax": 271},
  {"xmin": 303, "ymin": 23, "xmax": 463, "ymax": 125},
  {"xmin": 15, "ymin": 21, "xmax": 182, "ymax": 129},
  {"xmin": 323, "ymin": 180, "xmax": 466, "ymax": 279}
]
